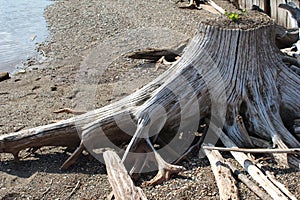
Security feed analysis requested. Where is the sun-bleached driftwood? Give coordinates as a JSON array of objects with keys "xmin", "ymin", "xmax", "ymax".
[
  {"xmin": 103, "ymin": 151, "xmax": 147, "ymax": 200},
  {"xmin": 206, "ymin": 0, "xmax": 225, "ymax": 14},
  {"xmin": 279, "ymin": 2, "xmax": 300, "ymax": 27},
  {"xmin": 254, "ymin": 162, "xmax": 298, "ymax": 200},
  {"xmin": 203, "ymin": 144, "xmax": 239, "ymax": 200},
  {"xmin": 0, "ymin": 12, "xmax": 299, "ymax": 196},
  {"xmin": 210, "ymin": 124, "xmax": 296, "ymax": 200},
  {"xmin": 127, "ymin": 40, "xmax": 188, "ymax": 62},
  {"xmin": 202, "ymin": 146, "xmax": 300, "ymax": 154},
  {"xmin": 225, "ymin": 161, "xmax": 272, "ymax": 200}
]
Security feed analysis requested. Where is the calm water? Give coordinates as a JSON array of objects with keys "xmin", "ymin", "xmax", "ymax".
[{"xmin": 0, "ymin": 0, "xmax": 52, "ymax": 73}]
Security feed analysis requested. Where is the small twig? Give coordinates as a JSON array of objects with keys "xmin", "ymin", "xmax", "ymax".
[
  {"xmin": 14, "ymin": 125, "xmax": 26, "ymax": 132},
  {"xmin": 41, "ymin": 179, "xmax": 53, "ymax": 197},
  {"xmin": 65, "ymin": 180, "xmax": 80, "ymax": 200},
  {"xmin": 202, "ymin": 146, "xmax": 300, "ymax": 154},
  {"xmin": 54, "ymin": 108, "xmax": 86, "ymax": 115}
]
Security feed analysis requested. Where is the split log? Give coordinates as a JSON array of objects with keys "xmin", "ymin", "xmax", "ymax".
[
  {"xmin": 203, "ymin": 144, "xmax": 239, "ymax": 200},
  {"xmin": 0, "ymin": 11, "xmax": 299, "ymax": 187},
  {"xmin": 103, "ymin": 151, "xmax": 147, "ymax": 200}
]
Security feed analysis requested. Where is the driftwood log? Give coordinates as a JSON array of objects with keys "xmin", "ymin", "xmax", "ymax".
[
  {"xmin": 103, "ymin": 151, "xmax": 147, "ymax": 200},
  {"xmin": 203, "ymin": 144, "xmax": 239, "ymax": 200},
  {"xmin": 0, "ymin": 11, "xmax": 299, "ymax": 197}
]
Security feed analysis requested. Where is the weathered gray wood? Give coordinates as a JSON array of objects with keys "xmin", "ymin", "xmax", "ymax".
[
  {"xmin": 204, "ymin": 145, "xmax": 239, "ymax": 200},
  {"xmin": 279, "ymin": 1, "xmax": 300, "ymax": 27},
  {"xmin": 202, "ymin": 146, "xmax": 300, "ymax": 154},
  {"xmin": 103, "ymin": 151, "xmax": 147, "ymax": 200},
  {"xmin": 275, "ymin": 25, "xmax": 299, "ymax": 48},
  {"xmin": 255, "ymin": 161, "xmax": 298, "ymax": 200},
  {"xmin": 226, "ymin": 161, "xmax": 272, "ymax": 200},
  {"xmin": 206, "ymin": 0, "xmax": 225, "ymax": 14},
  {"xmin": 210, "ymin": 124, "xmax": 292, "ymax": 200},
  {"xmin": 0, "ymin": 122, "xmax": 81, "ymax": 160},
  {"xmin": 295, "ymin": 119, "xmax": 300, "ymax": 134}
]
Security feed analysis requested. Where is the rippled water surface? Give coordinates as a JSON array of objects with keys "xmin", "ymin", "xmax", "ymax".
[{"xmin": 0, "ymin": 0, "xmax": 52, "ymax": 72}]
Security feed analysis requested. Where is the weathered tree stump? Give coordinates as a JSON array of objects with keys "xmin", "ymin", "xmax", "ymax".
[{"xmin": 0, "ymin": 11, "xmax": 299, "ymax": 191}]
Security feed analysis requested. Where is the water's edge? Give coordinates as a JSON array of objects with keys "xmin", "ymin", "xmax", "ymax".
[{"xmin": 0, "ymin": 0, "xmax": 52, "ymax": 74}]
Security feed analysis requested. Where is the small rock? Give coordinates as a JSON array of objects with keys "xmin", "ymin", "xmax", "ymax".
[
  {"xmin": 32, "ymin": 85, "xmax": 41, "ymax": 90},
  {"xmin": 50, "ymin": 85, "xmax": 57, "ymax": 91},
  {"xmin": 0, "ymin": 72, "xmax": 10, "ymax": 82},
  {"xmin": 16, "ymin": 69, "xmax": 26, "ymax": 74}
]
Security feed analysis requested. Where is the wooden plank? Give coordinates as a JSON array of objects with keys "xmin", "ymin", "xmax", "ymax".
[
  {"xmin": 226, "ymin": 161, "xmax": 272, "ymax": 200},
  {"xmin": 103, "ymin": 151, "xmax": 147, "ymax": 200}
]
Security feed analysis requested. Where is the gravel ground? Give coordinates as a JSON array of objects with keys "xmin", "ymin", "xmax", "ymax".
[{"xmin": 0, "ymin": 0, "xmax": 299, "ymax": 199}]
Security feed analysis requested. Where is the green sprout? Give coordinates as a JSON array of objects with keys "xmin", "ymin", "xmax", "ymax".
[{"xmin": 225, "ymin": 11, "xmax": 240, "ymax": 22}]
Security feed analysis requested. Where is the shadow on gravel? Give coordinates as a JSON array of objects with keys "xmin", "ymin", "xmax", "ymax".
[{"xmin": 0, "ymin": 148, "xmax": 106, "ymax": 178}]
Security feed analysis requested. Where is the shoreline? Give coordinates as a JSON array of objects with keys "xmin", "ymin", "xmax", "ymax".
[{"xmin": 0, "ymin": 0, "xmax": 52, "ymax": 75}]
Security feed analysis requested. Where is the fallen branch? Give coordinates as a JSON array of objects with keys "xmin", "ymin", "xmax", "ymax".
[
  {"xmin": 65, "ymin": 180, "xmax": 80, "ymax": 200},
  {"xmin": 103, "ymin": 150, "xmax": 147, "ymax": 200},
  {"xmin": 127, "ymin": 40, "xmax": 188, "ymax": 62},
  {"xmin": 225, "ymin": 162, "xmax": 272, "ymax": 200},
  {"xmin": 202, "ymin": 146, "xmax": 300, "ymax": 154},
  {"xmin": 254, "ymin": 162, "xmax": 298, "ymax": 200},
  {"xmin": 203, "ymin": 144, "xmax": 239, "ymax": 200},
  {"xmin": 210, "ymin": 123, "xmax": 293, "ymax": 200},
  {"xmin": 206, "ymin": 0, "xmax": 225, "ymax": 14}
]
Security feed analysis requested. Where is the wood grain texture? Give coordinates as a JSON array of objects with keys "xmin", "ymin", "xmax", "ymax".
[{"xmin": 103, "ymin": 151, "xmax": 147, "ymax": 200}]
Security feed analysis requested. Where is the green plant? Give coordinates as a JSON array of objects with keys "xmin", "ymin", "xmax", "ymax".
[{"xmin": 225, "ymin": 11, "xmax": 240, "ymax": 22}]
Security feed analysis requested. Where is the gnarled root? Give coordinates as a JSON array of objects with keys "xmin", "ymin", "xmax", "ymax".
[{"xmin": 142, "ymin": 150, "xmax": 185, "ymax": 186}]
